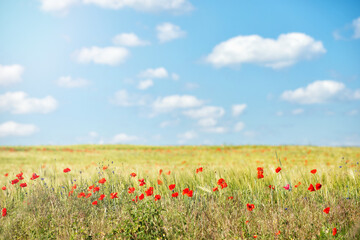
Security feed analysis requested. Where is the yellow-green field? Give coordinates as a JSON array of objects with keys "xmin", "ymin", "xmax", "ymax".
[{"xmin": 0, "ymin": 145, "xmax": 359, "ymax": 239}]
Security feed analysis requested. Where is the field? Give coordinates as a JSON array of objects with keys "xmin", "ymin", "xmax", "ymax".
[{"xmin": 0, "ymin": 145, "xmax": 359, "ymax": 239}]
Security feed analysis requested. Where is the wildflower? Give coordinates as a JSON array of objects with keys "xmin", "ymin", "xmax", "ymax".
[
  {"xmin": 132, "ymin": 196, "xmax": 138, "ymax": 202},
  {"xmin": 4, "ymin": 173, "xmax": 8, "ymax": 177},
  {"xmin": 155, "ymin": 195, "xmax": 161, "ymax": 201},
  {"xmin": 220, "ymin": 182, "xmax": 228, "ymax": 189},
  {"xmin": 166, "ymin": 171, "xmax": 171, "ymax": 175},
  {"xmin": 2, "ymin": 208, "xmax": 6, "ymax": 217},
  {"xmin": 275, "ymin": 167, "xmax": 281, "ymax": 173},
  {"xmin": 145, "ymin": 187, "xmax": 154, "ymax": 196},
  {"xmin": 228, "ymin": 196, "xmax": 234, "ymax": 200},
  {"xmin": 172, "ymin": 192, "xmax": 179, "ymax": 197},
  {"xmin": 68, "ymin": 190, "xmax": 74, "ymax": 196},
  {"xmin": 110, "ymin": 192, "xmax": 118, "ymax": 199},
  {"xmin": 283, "ymin": 184, "xmax": 290, "ymax": 190},
  {"xmin": 332, "ymin": 227, "xmax": 337, "ymax": 236},
  {"xmin": 157, "ymin": 179, "xmax": 163, "ymax": 185},
  {"xmin": 63, "ymin": 168, "xmax": 71, "ymax": 173},
  {"xmin": 128, "ymin": 187, "xmax": 135, "ymax": 194},
  {"xmin": 295, "ymin": 182, "xmax": 301, "ymax": 188},
  {"xmin": 102, "ymin": 166, "xmax": 108, "ymax": 170},
  {"xmin": 169, "ymin": 184, "xmax": 176, "ymax": 191},
  {"xmin": 323, "ymin": 207, "xmax": 330, "ymax": 214},
  {"xmin": 217, "ymin": 178, "xmax": 226, "ymax": 185},
  {"xmin": 247, "ymin": 203, "xmax": 255, "ymax": 211},
  {"xmin": 99, "ymin": 194, "xmax": 106, "ymax": 200},
  {"xmin": 88, "ymin": 185, "xmax": 94, "ymax": 191},
  {"xmin": 98, "ymin": 178, "xmax": 106, "ymax": 184},
  {"xmin": 310, "ymin": 169, "xmax": 317, "ymax": 174},
  {"xmin": 315, "ymin": 183, "xmax": 322, "ymax": 190},
  {"xmin": 196, "ymin": 167, "xmax": 203, "ymax": 173},
  {"xmin": 187, "ymin": 190, "xmax": 193, "ymax": 197},
  {"xmin": 92, "ymin": 201, "xmax": 98, "ymax": 205},
  {"xmin": 308, "ymin": 184, "xmax": 315, "ymax": 192},
  {"xmin": 78, "ymin": 192, "xmax": 86, "ymax": 198},
  {"xmin": 30, "ymin": 173, "xmax": 39, "ymax": 180},
  {"xmin": 139, "ymin": 193, "xmax": 144, "ymax": 200},
  {"xmin": 85, "ymin": 193, "xmax": 92, "ymax": 198},
  {"xmin": 130, "ymin": 173, "xmax": 136, "ymax": 177},
  {"xmin": 20, "ymin": 183, "xmax": 27, "ymax": 188},
  {"xmin": 269, "ymin": 185, "xmax": 275, "ymax": 189},
  {"xmin": 93, "ymin": 187, "xmax": 100, "ymax": 192},
  {"xmin": 213, "ymin": 187, "xmax": 218, "ymax": 192},
  {"xmin": 257, "ymin": 167, "xmax": 264, "ymax": 179},
  {"xmin": 275, "ymin": 230, "xmax": 281, "ymax": 235},
  {"xmin": 159, "ymin": 169, "xmax": 163, "ymax": 175},
  {"xmin": 245, "ymin": 220, "xmax": 249, "ymax": 224},
  {"xmin": 253, "ymin": 235, "xmax": 257, "ymax": 238},
  {"xmin": 16, "ymin": 172, "xmax": 24, "ymax": 180},
  {"xmin": 2, "ymin": 186, "xmax": 6, "ymax": 190},
  {"xmin": 138, "ymin": 179, "xmax": 146, "ymax": 186}
]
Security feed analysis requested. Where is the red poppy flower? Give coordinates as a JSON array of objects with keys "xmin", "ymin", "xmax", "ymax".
[
  {"xmin": 72, "ymin": 184, "xmax": 77, "ymax": 190},
  {"xmin": 78, "ymin": 192, "xmax": 86, "ymax": 198},
  {"xmin": 308, "ymin": 184, "xmax": 315, "ymax": 192},
  {"xmin": 86, "ymin": 193, "xmax": 92, "ymax": 198},
  {"xmin": 275, "ymin": 230, "xmax": 281, "ymax": 235},
  {"xmin": 187, "ymin": 190, "xmax": 193, "ymax": 197},
  {"xmin": 269, "ymin": 185, "xmax": 275, "ymax": 189},
  {"xmin": 93, "ymin": 187, "xmax": 100, "ymax": 192},
  {"xmin": 145, "ymin": 187, "xmax": 153, "ymax": 196},
  {"xmin": 245, "ymin": 220, "xmax": 249, "ymax": 224},
  {"xmin": 30, "ymin": 173, "xmax": 39, "ymax": 180},
  {"xmin": 332, "ymin": 228, "xmax": 337, "ymax": 236},
  {"xmin": 196, "ymin": 167, "xmax": 203, "ymax": 173},
  {"xmin": 166, "ymin": 171, "xmax": 171, "ymax": 175},
  {"xmin": 172, "ymin": 192, "xmax": 179, "ymax": 197},
  {"xmin": 213, "ymin": 187, "xmax": 218, "ymax": 192},
  {"xmin": 220, "ymin": 182, "xmax": 228, "ymax": 189},
  {"xmin": 11, "ymin": 179, "xmax": 19, "ymax": 185},
  {"xmin": 110, "ymin": 192, "xmax": 118, "ymax": 199},
  {"xmin": 132, "ymin": 196, "xmax": 138, "ymax": 203},
  {"xmin": 139, "ymin": 193, "xmax": 144, "ymax": 200},
  {"xmin": 157, "ymin": 179, "xmax": 163, "ymax": 185},
  {"xmin": 88, "ymin": 185, "xmax": 94, "ymax": 191},
  {"xmin": 16, "ymin": 172, "xmax": 24, "ymax": 179},
  {"xmin": 315, "ymin": 183, "xmax": 322, "ymax": 190},
  {"xmin": 138, "ymin": 179, "xmax": 146, "ymax": 186},
  {"xmin": 63, "ymin": 168, "xmax": 71, "ymax": 173},
  {"xmin": 257, "ymin": 167, "xmax": 263, "ymax": 172},
  {"xmin": 4, "ymin": 173, "xmax": 8, "ymax": 177},
  {"xmin": 1, "ymin": 186, "xmax": 6, "ymax": 190},
  {"xmin": 182, "ymin": 188, "xmax": 190, "ymax": 195},
  {"xmin": 92, "ymin": 201, "xmax": 98, "ymax": 205},
  {"xmin": 159, "ymin": 169, "xmax": 163, "ymax": 175},
  {"xmin": 257, "ymin": 172, "xmax": 264, "ymax": 179},
  {"xmin": 102, "ymin": 166, "xmax": 108, "ymax": 170},
  {"xmin": 247, "ymin": 203, "xmax": 255, "ymax": 211},
  {"xmin": 217, "ymin": 178, "xmax": 226, "ymax": 185},
  {"xmin": 253, "ymin": 235, "xmax": 257, "ymax": 238},
  {"xmin": 68, "ymin": 190, "xmax": 74, "ymax": 196},
  {"xmin": 154, "ymin": 194, "xmax": 161, "ymax": 201},
  {"xmin": 323, "ymin": 207, "xmax": 330, "ymax": 214},
  {"xmin": 20, "ymin": 183, "xmax": 27, "ymax": 188},
  {"xmin": 99, "ymin": 194, "xmax": 106, "ymax": 200},
  {"xmin": 2, "ymin": 208, "xmax": 6, "ymax": 217},
  {"xmin": 169, "ymin": 184, "xmax": 176, "ymax": 191},
  {"xmin": 98, "ymin": 178, "xmax": 106, "ymax": 184},
  {"xmin": 130, "ymin": 172, "xmax": 136, "ymax": 177},
  {"xmin": 295, "ymin": 182, "xmax": 301, "ymax": 188},
  {"xmin": 275, "ymin": 167, "xmax": 281, "ymax": 173},
  {"xmin": 228, "ymin": 196, "xmax": 234, "ymax": 200},
  {"xmin": 128, "ymin": 187, "xmax": 135, "ymax": 194},
  {"xmin": 310, "ymin": 169, "xmax": 317, "ymax": 174}
]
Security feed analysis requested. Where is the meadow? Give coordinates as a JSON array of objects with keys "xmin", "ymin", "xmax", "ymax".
[{"xmin": 0, "ymin": 145, "xmax": 359, "ymax": 239}]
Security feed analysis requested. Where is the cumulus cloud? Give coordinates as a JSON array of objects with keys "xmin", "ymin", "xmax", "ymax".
[
  {"xmin": 137, "ymin": 79, "xmax": 154, "ymax": 90},
  {"xmin": 198, "ymin": 118, "xmax": 217, "ymax": 127},
  {"xmin": 202, "ymin": 127, "xmax": 227, "ymax": 134},
  {"xmin": 153, "ymin": 95, "xmax": 203, "ymax": 112},
  {"xmin": 0, "ymin": 64, "xmax": 24, "ymax": 86},
  {"xmin": 183, "ymin": 106, "xmax": 225, "ymax": 119},
  {"xmin": 232, "ymin": 104, "xmax": 247, "ymax": 116},
  {"xmin": 281, "ymin": 80, "xmax": 360, "ymax": 104},
  {"xmin": 73, "ymin": 46, "xmax": 129, "ymax": 65},
  {"xmin": 110, "ymin": 90, "xmax": 148, "ymax": 106},
  {"xmin": 139, "ymin": 67, "xmax": 168, "ymax": 79},
  {"xmin": 83, "ymin": 0, "xmax": 193, "ymax": 13},
  {"xmin": 0, "ymin": 121, "xmax": 38, "ymax": 137},
  {"xmin": 112, "ymin": 133, "xmax": 138, "ymax": 143},
  {"xmin": 40, "ymin": 0, "xmax": 78, "ymax": 12},
  {"xmin": 234, "ymin": 122, "xmax": 245, "ymax": 132},
  {"xmin": 156, "ymin": 23, "xmax": 186, "ymax": 43},
  {"xmin": 206, "ymin": 32, "xmax": 326, "ymax": 69},
  {"xmin": 57, "ymin": 76, "xmax": 90, "ymax": 88},
  {"xmin": 353, "ymin": 17, "xmax": 360, "ymax": 39},
  {"xmin": 178, "ymin": 130, "xmax": 197, "ymax": 140},
  {"xmin": 0, "ymin": 91, "xmax": 58, "ymax": 114},
  {"xmin": 113, "ymin": 33, "xmax": 150, "ymax": 46}
]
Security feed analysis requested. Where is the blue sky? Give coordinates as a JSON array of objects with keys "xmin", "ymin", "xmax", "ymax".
[{"xmin": 0, "ymin": 0, "xmax": 359, "ymax": 146}]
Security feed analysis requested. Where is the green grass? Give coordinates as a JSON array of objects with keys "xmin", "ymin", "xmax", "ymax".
[{"xmin": 0, "ymin": 145, "xmax": 359, "ymax": 239}]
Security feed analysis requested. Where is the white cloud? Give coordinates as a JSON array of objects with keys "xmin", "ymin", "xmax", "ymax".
[
  {"xmin": 232, "ymin": 104, "xmax": 247, "ymax": 116},
  {"xmin": 198, "ymin": 118, "xmax": 217, "ymax": 127},
  {"xmin": 113, "ymin": 33, "xmax": 150, "ymax": 46},
  {"xmin": 57, "ymin": 76, "xmax": 90, "ymax": 88},
  {"xmin": 156, "ymin": 23, "xmax": 186, "ymax": 43},
  {"xmin": 171, "ymin": 73, "xmax": 180, "ymax": 81},
  {"xmin": 83, "ymin": 0, "xmax": 193, "ymax": 13},
  {"xmin": 183, "ymin": 106, "xmax": 225, "ymax": 119},
  {"xmin": 112, "ymin": 133, "xmax": 138, "ymax": 143},
  {"xmin": 137, "ymin": 79, "xmax": 154, "ymax": 90},
  {"xmin": 0, "ymin": 64, "xmax": 24, "ymax": 86},
  {"xmin": 292, "ymin": 108, "xmax": 304, "ymax": 115},
  {"xmin": 40, "ymin": 0, "xmax": 78, "ymax": 12},
  {"xmin": 353, "ymin": 17, "xmax": 360, "ymax": 39},
  {"xmin": 0, "ymin": 121, "xmax": 38, "ymax": 137},
  {"xmin": 178, "ymin": 130, "xmax": 197, "ymax": 140},
  {"xmin": 234, "ymin": 122, "xmax": 245, "ymax": 132},
  {"xmin": 0, "ymin": 91, "xmax": 58, "ymax": 114},
  {"xmin": 139, "ymin": 67, "xmax": 168, "ymax": 78},
  {"xmin": 153, "ymin": 95, "xmax": 203, "ymax": 112},
  {"xmin": 202, "ymin": 126, "xmax": 227, "ymax": 134},
  {"xmin": 110, "ymin": 90, "xmax": 148, "ymax": 106},
  {"xmin": 281, "ymin": 80, "xmax": 360, "ymax": 104},
  {"xmin": 206, "ymin": 32, "xmax": 326, "ymax": 69},
  {"xmin": 74, "ymin": 46, "xmax": 129, "ymax": 65}
]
